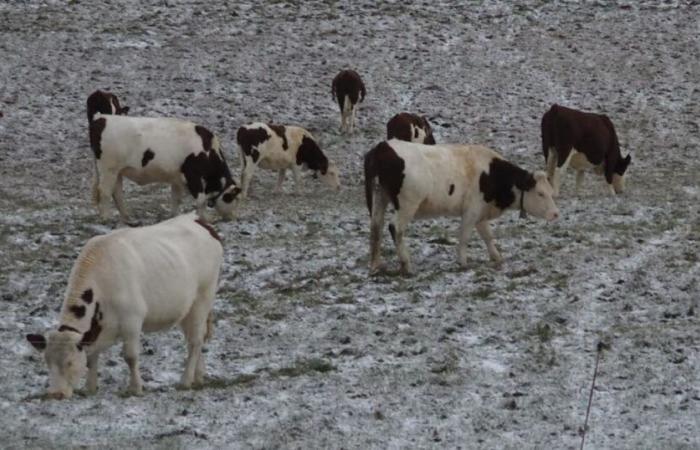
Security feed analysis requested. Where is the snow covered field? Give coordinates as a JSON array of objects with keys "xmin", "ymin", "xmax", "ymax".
[{"xmin": 0, "ymin": 0, "xmax": 698, "ymax": 448}]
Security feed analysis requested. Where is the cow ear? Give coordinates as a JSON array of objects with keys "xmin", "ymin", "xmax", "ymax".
[{"xmin": 26, "ymin": 333, "xmax": 47, "ymax": 351}]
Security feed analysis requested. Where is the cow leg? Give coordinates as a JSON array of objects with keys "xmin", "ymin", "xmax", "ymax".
[
  {"xmin": 291, "ymin": 165, "xmax": 302, "ymax": 195},
  {"xmin": 369, "ymin": 190, "xmax": 390, "ymax": 273},
  {"xmin": 170, "ymin": 184, "xmax": 185, "ymax": 216},
  {"xmin": 350, "ymin": 103, "xmax": 358, "ymax": 133},
  {"xmin": 122, "ymin": 331, "xmax": 143, "ymax": 395},
  {"xmin": 575, "ymin": 170, "xmax": 585, "ymax": 194},
  {"xmin": 393, "ymin": 205, "xmax": 419, "ymax": 274},
  {"xmin": 551, "ymin": 147, "xmax": 573, "ymax": 197},
  {"xmin": 240, "ymin": 157, "xmax": 257, "ymax": 198},
  {"xmin": 180, "ymin": 302, "xmax": 210, "ymax": 388},
  {"xmin": 97, "ymin": 171, "xmax": 118, "ymax": 221},
  {"xmin": 112, "ymin": 175, "xmax": 131, "ymax": 222},
  {"xmin": 91, "ymin": 163, "xmax": 100, "ymax": 206},
  {"xmin": 274, "ymin": 169, "xmax": 286, "ymax": 193},
  {"xmin": 476, "ymin": 221, "xmax": 502, "ymax": 264},
  {"xmin": 545, "ymin": 147, "xmax": 557, "ymax": 185},
  {"xmin": 457, "ymin": 211, "xmax": 480, "ymax": 268},
  {"xmin": 85, "ymin": 352, "xmax": 99, "ymax": 395}
]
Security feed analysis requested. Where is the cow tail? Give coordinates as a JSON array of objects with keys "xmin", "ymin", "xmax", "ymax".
[
  {"xmin": 204, "ymin": 311, "xmax": 214, "ymax": 342},
  {"xmin": 91, "ymin": 159, "xmax": 100, "ymax": 205},
  {"xmin": 364, "ymin": 147, "xmax": 378, "ymax": 216}
]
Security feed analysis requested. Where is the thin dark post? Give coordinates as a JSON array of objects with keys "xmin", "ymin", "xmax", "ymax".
[{"xmin": 581, "ymin": 342, "xmax": 606, "ymax": 450}]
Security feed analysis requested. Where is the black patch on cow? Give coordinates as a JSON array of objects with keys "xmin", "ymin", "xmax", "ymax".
[
  {"xmin": 141, "ymin": 149, "xmax": 155, "ymax": 167},
  {"xmin": 26, "ymin": 334, "xmax": 46, "ymax": 351},
  {"xmin": 80, "ymin": 302, "xmax": 102, "ymax": 347},
  {"xmin": 386, "ymin": 113, "xmax": 436, "ymax": 145},
  {"xmin": 58, "ymin": 325, "xmax": 81, "ymax": 334},
  {"xmin": 479, "ymin": 158, "xmax": 536, "ymax": 210},
  {"xmin": 296, "ymin": 136, "xmax": 329, "ymax": 174},
  {"xmin": 364, "ymin": 141, "xmax": 405, "ymax": 214},
  {"xmin": 222, "ymin": 192, "xmax": 234, "ymax": 203},
  {"xmin": 89, "ymin": 117, "xmax": 106, "ymax": 159},
  {"xmin": 86, "ymin": 90, "xmax": 128, "ymax": 123},
  {"xmin": 237, "ymin": 126, "xmax": 269, "ymax": 163},
  {"xmin": 81, "ymin": 289, "xmax": 93, "ymax": 304},
  {"xmin": 268, "ymin": 124, "xmax": 288, "ymax": 150},
  {"xmin": 195, "ymin": 218, "xmax": 222, "ymax": 242},
  {"xmin": 332, "ymin": 69, "xmax": 366, "ymax": 110},
  {"xmin": 449, "ymin": 184, "xmax": 455, "ymax": 195},
  {"xmin": 180, "ymin": 147, "xmax": 234, "ymax": 200},
  {"xmin": 195, "ymin": 125, "xmax": 214, "ymax": 152},
  {"xmin": 69, "ymin": 305, "xmax": 86, "ymax": 318}
]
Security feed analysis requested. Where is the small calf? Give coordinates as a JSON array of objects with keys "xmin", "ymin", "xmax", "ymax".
[
  {"xmin": 26, "ymin": 213, "xmax": 223, "ymax": 399},
  {"xmin": 237, "ymin": 122, "xmax": 340, "ymax": 197},
  {"xmin": 364, "ymin": 139, "xmax": 559, "ymax": 273},
  {"xmin": 332, "ymin": 69, "xmax": 366, "ymax": 133},
  {"xmin": 87, "ymin": 90, "xmax": 129, "ymax": 123},
  {"xmin": 387, "ymin": 112, "xmax": 436, "ymax": 144},
  {"xmin": 89, "ymin": 114, "xmax": 241, "ymax": 222},
  {"xmin": 541, "ymin": 104, "xmax": 631, "ymax": 196}
]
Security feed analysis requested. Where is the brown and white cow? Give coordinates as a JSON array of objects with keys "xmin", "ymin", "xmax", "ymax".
[
  {"xmin": 87, "ymin": 90, "xmax": 129, "ymax": 123},
  {"xmin": 541, "ymin": 104, "xmax": 631, "ymax": 196},
  {"xmin": 237, "ymin": 122, "xmax": 340, "ymax": 197},
  {"xmin": 26, "ymin": 213, "xmax": 223, "ymax": 399},
  {"xmin": 89, "ymin": 114, "xmax": 242, "ymax": 223},
  {"xmin": 332, "ymin": 69, "xmax": 366, "ymax": 133},
  {"xmin": 387, "ymin": 112, "xmax": 436, "ymax": 144},
  {"xmin": 364, "ymin": 139, "xmax": 559, "ymax": 273}
]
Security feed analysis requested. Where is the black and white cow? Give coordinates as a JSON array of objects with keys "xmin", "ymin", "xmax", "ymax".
[
  {"xmin": 87, "ymin": 90, "xmax": 129, "ymax": 123},
  {"xmin": 364, "ymin": 139, "xmax": 559, "ymax": 273},
  {"xmin": 387, "ymin": 112, "xmax": 436, "ymax": 144},
  {"xmin": 236, "ymin": 122, "xmax": 340, "ymax": 197},
  {"xmin": 541, "ymin": 104, "xmax": 631, "ymax": 196},
  {"xmin": 332, "ymin": 69, "xmax": 366, "ymax": 133},
  {"xmin": 26, "ymin": 213, "xmax": 223, "ymax": 399},
  {"xmin": 89, "ymin": 114, "xmax": 241, "ymax": 222}
]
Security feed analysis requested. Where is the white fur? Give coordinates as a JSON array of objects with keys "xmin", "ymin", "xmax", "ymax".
[
  {"xmin": 28, "ymin": 213, "xmax": 223, "ymax": 398},
  {"xmin": 369, "ymin": 140, "xmax": 559, "ymax": 273},
  {"xmin": 238, "ymin": 123, "xmax": 340, "ymax": 197},
  {"xmin": 91, "ymin": 113, "xmax": 239, "ymax": 222}
]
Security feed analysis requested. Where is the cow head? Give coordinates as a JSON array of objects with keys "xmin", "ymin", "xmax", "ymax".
[
  {"xmin": 521, "ymin": 171, "xmax": 559, "ymax": 221},
  {"xmin": 320, "ymin": 163, "xmax": 341, "ymax": 191},
  {"xmin": 87, "ymin": 90, "xmax": 130, "ymax": 123},
  {"xmin": 421, "ymin": 116, "xmax": 436, "ymax": 145},
  {"xmin": 612, "ymin": 154, "xmax": 631, "ymax": 194},
  {"xmin": 208, "ymin": 182, "xmax": 243, "ymax": 220},
  {"xmin": 26, "ymin": 330, "xmax": 87, "ymax": 399}
]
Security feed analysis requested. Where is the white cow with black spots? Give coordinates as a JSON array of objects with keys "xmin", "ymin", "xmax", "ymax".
[
  {"xmin": 364, "ymin": 139, "xmax": 559, "ymax": 273},
  {"xmin": 89, "ymin": 114, "xmax": 242, "ymax": 223},
  {"xmin": 236, "ymin": 122, "xmax": 340, "ymax": 197},
  {"xmin": 26, "ymin": 213, "xmax": 223, "ymax": 399}
]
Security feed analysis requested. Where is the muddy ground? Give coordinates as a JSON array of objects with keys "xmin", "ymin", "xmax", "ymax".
[{"xmin": 1, "ymin": 0, "xmax": 698, "ymax": 448}]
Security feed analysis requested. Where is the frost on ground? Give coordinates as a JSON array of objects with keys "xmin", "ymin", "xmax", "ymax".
[{"xmin": 0, "ymin": 0, "xmax": 698, "ymax": 448}]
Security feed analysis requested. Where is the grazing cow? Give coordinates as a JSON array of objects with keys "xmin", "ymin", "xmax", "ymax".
[
  {"xmin": 26, "ymin": 213, "xmax": 223, "ymax": 399},
  {"xmin": 87, "ymin": 90, "xmax": 129, "ymax": 123},
  {"xmin": 387, "ymin": 112, "xmax": 436, "ymax": 144},
  {"xmin": 332, "ymin": 69, "xmax": 366, "ymax": 133},
  {"xmin": 236, "ymin": 122, "xmax": 340, "ymax": 197},
  {"xmin": 541, "ymin": 104, "xmax": 631, "ymax": 196},
  {"xmin": 364, "ymin": 140, "xmax": 559, "ymax": 273},
  {"xmin": 89, "ymin": 113, "xmax": 242, "ymax": 222}
]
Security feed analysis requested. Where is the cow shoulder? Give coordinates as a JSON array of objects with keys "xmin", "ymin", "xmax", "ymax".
[{"xmin": 479, "ymin": 157, "xmax": 535, "ymax": 210}]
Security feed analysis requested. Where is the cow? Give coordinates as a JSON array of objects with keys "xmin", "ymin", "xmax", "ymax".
[
  {"xmin": 89, "ymin": 113, "xmax": 242, "ymax": 223},
  {"xmin": 387, "ymin": 112, "xmax": 436, "ymax": 144},
  {"xmin": 364, "ymin": 139, "xmax": 559, "ymax": 274},
  {"xmin": 541, "ymin": 104, "xmax": 631, "ymax": 196},
  {"xmin": 25, "ymin": 213, "xmax": 223, "ymax": 399},
  {"xmin": 236, "ymin": 122, "xmax": 340, "ymax": 197},
  {"xmin": 87, "ymin": 90, "xmax": 129, "ymax": 123},
  {"xmin": 332, "ymin": 69, "xmax": 366, "ymax": 133}
]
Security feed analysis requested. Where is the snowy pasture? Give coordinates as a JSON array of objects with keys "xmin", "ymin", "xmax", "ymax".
[{"xmin": 0, "ymin": 0, "xmax": 698, "ymax": 448}]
